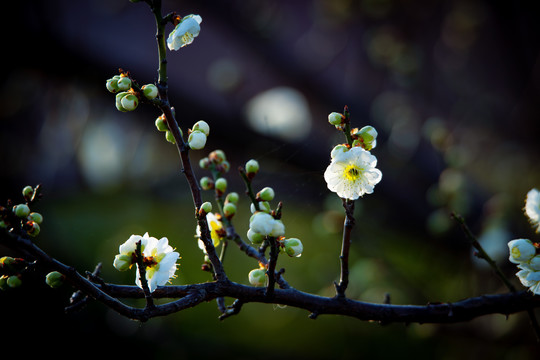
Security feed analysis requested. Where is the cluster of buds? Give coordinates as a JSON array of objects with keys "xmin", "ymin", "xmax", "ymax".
[
  {"xmin": 0, "ymin": 185, "xmax": 43, "ymax": 238},
  {"xmin": 328, "ymin": 108, "xmax": 378, "ymax": 151},
  {"xmin": 106, "ymin": 71, "xmax": 159, "ymax": 112},
  {"xmin": 155, "ymin": 109, "xmax": 182, "ymax": 145},
  {"xmin": 188, "ymin": 120, "xmax": 209, "ymax": 150},
  {"xmin": 0, "ymin": 256, "xmax": 26, "ymax": 290}
]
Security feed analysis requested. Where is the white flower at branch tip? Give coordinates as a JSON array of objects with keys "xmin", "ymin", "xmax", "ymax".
[
  {"xmin": 188, "ymin": 130, "xmax": 207, "ymax": 150},
  {"xmin": 324, "ymin": 146, "xmax": 382, "ymax": 200},
  {"xmin": 167, "ymin": 14, "xmax": 202, "ymax": 51},
  {"xmin": 508, "ymin": 238, "xmax": 536, "ymax": 264},
  {"xmin": 524, "ymin": 188, "xmax": 540, "ymax": 232},
  {"xmin": 516, "ymin": 263, "xmax": 540, "ymax": 295},
  {"xmin": 135, "ymin": 234, "xmax": 180, "ymax": 293}
]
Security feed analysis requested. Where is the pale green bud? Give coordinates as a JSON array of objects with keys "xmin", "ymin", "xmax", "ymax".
[
  {"xmin": 155, "ymin": 115, "xmax": 168, "ymax": 132},
  {"xmin": 113, "ymin": 254, "xmax": 133, "ymax": 271},
  {"xmin": 223, "ymin": 202, "xmax": 236, "ymax": 218},
  {"xmin": 215, "ymin": 178, "xmax": 227, "ymax": 195},
  {"xmin": 115, "ymin": 91, "xmax": 129, "ymax": 112},
  {"xmin": 328, "ymin": 112, "xmax": 344, "ymax": 126},
  {"xmin": 116, "ymin": 76, "xmax": 132, "ymax": 91},
  {"xmin": 209, "ymin": 149, "xmax": 226, "ymax": 164},
  {"xmin": 199, "ymin": 202, "xmax": 213, "ymax": 218},
  {"xmin": 283, "ymin": 238, "xmax": 303, "ymax": 257},
  {"xmin": 165, "ymin": 130, "xmax": 176, "ymax": 144},
  {"xmin": 245, "ymin": 159, "xmax": 259, "ymax": 176},
  {"xmin": 120, "ymin": 94, "xmax": 139, "ymax": 111},
  {"xmin": 225, "ymin": 192, "xmax": 239, "ymax": 204},
  {"xmin": 28, "ymin": 212, "xmax": 43, "ymax": 224},
  {"xmin": 45, "ymin": 271, "xmax": 64, "ymax": 288},
  {"xmin": 247, "ymin": 228, "xmax": 265, "ymax": 244},
  {"xmin": 14, "ymin": 204, "xmax": 30, "ymax": 218},
  {"xmin": 27, "ymin": 221, "xmax": 40, "ymax": 237},
  {"xmin": 188, "ymin": 130, "xmax": 207, "ymax": 150},
  {"xmin": 257, "ymin": 187, "xmax": 275, "ymax": 202},
  {"xmin": 192, "ymin": 120, "xmax": 210, "ymax": 136},
  {"xmin": 142, "ymin": 84, "xmax": 158, "ymax": 99},
  {"xmin": 22, "ymin": 185, "xmax": 34, "ymax": 199},
  {"xmin": 248, "ymin": 268, "xmax": 266, "ymax": 286},
  {"xmin": 219, "ymin": 160, "xmax": 230, "ymax": 173},
  {"xmin": 356, "ymin": 125, "xmax": 378, "ymax": 150},
  {"xmin": 106, "ymin": 75, "xmax": 121, "ymax": 93},
  {"xmin": 199, "ymin": 157, "xmax": 211, "ymax": 169},
  {"xmin": 200, "ymin": 176, "xmax": 214, "ymax": 190},
  {"xmin": 7, "ymin": 275, "xmax": 21, "ymax": 288}
]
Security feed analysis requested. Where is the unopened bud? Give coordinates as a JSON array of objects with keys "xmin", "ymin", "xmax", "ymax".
[
  {"xmin": 328, "ymin": 112, "xmax": 344, "ymax": 126},
  {"xmin": 248, "ymin": 268, "xmax": 266, "ymax": 286},
  {"xmin": 225, "ymin": 192, "xmax": 239, "ymax": 204},
  {"xmin": 199, "ymin": 157, "xmax": 211, "ymax": 169},
  {"xmin": 22, "ymin": 186, "xmax": 34, "ymax": 199},
  {"xmin": 218, "ymin": 160, "xmax": 230, "ymax": 173},
  {"xmin": 7, "ymin": 275, "xmax": 22, "ymax": 288},
  {"xmin": 155, "ymin": 115, "xmax": 168, "ymax": 132},
  {"xmin": 283, "ymin": 238, "xmax": 303, "ymax": 257},
  {"xmin": 355, "ymin": 125, "xmax": 378, "ymax": 150},
  {"xmin": 215, "ymin": 178, "xmax": 227, "ymax": 195},
  {"xmin": 247, "ymin": 228, "xmax": 265, "ymax": 244},
  {"xmin": 116, "ymin": 76, "xmax": 132, "ymax": 91},
  {"xmin": 199, "ymin": 202, "xmax": 213, "ymax": 217},
  {"xmin": 27, "ymin": 221, "xmax": 40, "ymax": 237},
  {"xmin": 223, "ymin": 202, "xmax": 236, "ymax": 218},
  {"xmin": 142, "ymin": 84, "xmax": 158, "ymax": 99},
  {"xmin": 192, "ymin": 120, "xmax": 210, "ymax": 136},
  {"xmin": 250, "ymin": 201, "xmax": 271, "ymax": 214},
  {"xmin": 120, "ymin": 93, "xmax": 139, "ymax": 111},
  {"xmin": 209, "ymin": 149, "xmax": 226, "ymax": 164},
  {"xmin": 269, "ymin": 219, "xmax": 285, "ymax": 237},
  {"xmin": 165, "ymin": 130, "xmax": 176, "ymax": 144},
  {"xmin": 188, "ymin": 130, "xmax": 207, "ymax": 150},
  {"xmin": 45, "ymin": 271, "xmax": 65, "ymax": 288},
  {"xmin": 113, "ymin": 254, "xmax": 133, "ymax": 271},
  {"xmin": 28, "ymin": 212, "xmax": 43, "ymax": 224},
  {"xmin": 257, "ymin": 187, "xmax": 275, "ymax": 202},
  {"xmin": 115, "ymin": 92, "xmax": 129, "ymax": 112},
  {"xmin": 14, "ymin": 204, "xmax": 30, "ymax": 218},
  {"xmin": 106, "ymin": 75, "xmax": 121, "ymax": 93},
  {"xmin": 245, "ymin": 159, "xmax": 259, "ymax": 176},
  {"xmin": 200, "ymin": 176, "xmax": 214, "ymax": 190}
]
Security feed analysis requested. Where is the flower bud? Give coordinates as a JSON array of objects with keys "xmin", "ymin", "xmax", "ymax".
[
  {"xmin": 165, "ymin": 130, "xmax": 176, "ymax": 144},
  {"xmin": 113, "ymin": 254, "xmax": 133, "ymax": 271},
  {"xmin": 247, "ymin": 228, "xmax": 265, "ymax": 244},
  {"xmin": 116, "ymin": 76, "xmax": 132, "ymax": 91},
  {"xmin": 199, "ymin": 202, "xmax": 213, "ymax": 218},
  {"xmin": 209, "ymin": 149, "xmax": 226, "ymax": 164},
  {"xmin": 45, "ymin": 271, "xmax": 65, "ymax": 288},
  {"xmin": 28, "ymin": 212, "xmax": 43, "ymax": 224},
  {"xmin": 106, "ymin": 76, "xmax": 120, "ymax": 93},
  {"xmin": 22, "ymin": 185, "xmax": 34, "ymax": 199},
  {"xmin": 225, "ymin": 192, "xmax": 239, "ymax": 204},
  {"xmin": 14, "ymin": 204, "xmax": 30, "ymax": 218},
  {"xmin": 249, "ymin": 212, "xmax": 275, "ymax": 236},
  {"xmin": 356, "ymin": 125, "xmax": 378, "ymax": 151},
  {"xmin": 218, "ymin": 160, "xmax": 230, "ymax": 173},
  {"xmin": 328, "ymin": 112, "xmax": 344, "ymax": 126},
  {"xmin": 508, "ymin": 239, "xmax": 536, "ymax": 264},
  {"xmin": 250, "ymin": 201, "xmax": 271, "ymax": 214},
  {"xmin": 26, "ymin": 221, "xmax": 40, "ymax": 237},
  {"xmin": 200, "ymin": 176, "xmax": 214, "ymax": 190},
  {"xmin": 192, "ymin": 120, "xmax": 210, "ymax": 136},
  {"xmin": 248, "ymin": 268, "xmax": 266, "ymax": 286},
  {"xmin": 223, "ymin": 202, "xmax": 236, "ymax": 218},
  {"xmin": 7, "ymin": 275, "xmax": 22, "ymax": 288},
  {"xmin": 120, "ymin": 93, "xmax": 139, "ymax": 111},
  {"xmin": 283, "ymin": 238, "xmax": 303, "ymax": 257},
  {"xmin": 142, "ymin": 84, "xmax": 158, "ymax": 99},
  {"xmin": 0, "ymin": 275, "xmax": 7, "ymax": 290},
  {"xmin": 199, "ymin": 157, "xmax": 211, "ymax": 169},
  {"xmin": 154, "ymin": 115, "xmax": 167, "ymax": 132},
  {"xmin": 269, "ymin": 219, "xmax": 285, "ymax": 237},
  {"xmin": 115, "ymin": 91, "xmax": 129, "ymax": 112},
  {"xmin": 245, "ymin": 159, "xmax": 259, "ymax": 176},
  {"xmin": 215, "ymin": 178, "xmax": 227, "ymax": 195},
  {"xmin": 188, "ymin": 130, "xmax": 207, "ymax": 150},
  {"xmin": 257, "ymin": 187, "xmax": 275, "ymax": 202}
]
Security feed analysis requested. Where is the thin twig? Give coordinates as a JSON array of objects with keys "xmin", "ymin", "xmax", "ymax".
[{"xmin": 335, "ymin": 199, "xmax": 355, "ymax": 298}]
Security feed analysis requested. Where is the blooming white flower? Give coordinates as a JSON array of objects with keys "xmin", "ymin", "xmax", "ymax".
[
  {"xmin": 524, "ymin": 188, "xmax": 540, "ymax": 232},
  {"xmin": 516, "ymin": 263, "xmax": 540, "ymax": 295},
  {"xmin": 167, "ymin": 15, "xmax": 202, "ymax": 51},
  {"xmin": 197, "ymin": 213, "xmax": 225, "ymax": 252},
  {"xmin": 508, "ymin": 238, "xmax": 536, "ymax": 264},
  {"xmin": 249, "ymin": 212, "xmax": 276, "ymax": 236},
  {"xmin": 324, "ymin": 146, "xmax": 382, "ymax": 200}
]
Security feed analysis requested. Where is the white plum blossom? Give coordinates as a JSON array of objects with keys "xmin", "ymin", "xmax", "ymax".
[
  {"xmin": 249, "ymin": 212, "xmax": 277, "ymax": 236},
  {"xmin": 324, "ymin": 146, "xmax": 382, "ymax": 200},
  {"xmin": 516, "ymin": 263, "xmax": 540, "ymax": 295},
  {"xmin": 508, "ymin": 238, "xmax": 536, "ymax": 264},
  {"xmin": 524, "ymin": 188, "xmax": 540, "ymax": 232},
  {"xmin": 167, "ymin": 15, "xmax": 202, "ymax": 51},
  {"xmin": 197, "ymin": 213, "xmax": 225, "ymax": 253},
  {"xmin": 115, "ymin": 233, "xmax": 179, "ymax": 293}
]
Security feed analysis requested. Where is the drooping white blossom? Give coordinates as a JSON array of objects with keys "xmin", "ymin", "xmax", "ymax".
[
  {"xmin": 167, "ymin": 15, "xmax": 202, "ymax": 51},
  {"xmin": 324, "ymin": 147, "xmax": 382, "ymax": 200}
]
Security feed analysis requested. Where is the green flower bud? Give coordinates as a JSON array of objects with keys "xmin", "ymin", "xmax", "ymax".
[
  {"xmin": 106, "ymin": 76, "xmax": 120, "ymax": 93},
  {"xmin": 250, "ymin": 201, "xmax": 271, "ymax": 214},
  {"xmin": 188, "ymin": 130, "xmax": 207, "ymax": 150},
  {"xmin": 0, "ymin": 220, "xmax": 7, "ymax": 229},
  {"xmin": 165, "ymin": 130, "xmax": 176, "ymax": 144},
  {"xmin": 14, "ymin": 204, "xmax": 30, "ymax": 218},
  {"xmin": 218, "ymin": 160, "xmax": 230, "ymax": 173},
  {"xmin": 45, "ymin": 271, "xmax": 64, "ymax": 288},
  {"xmin": 199, "ymin": 157, "xmax": 211, "ymax": 169},
  {"xmin": 22, "ymin": 185, "xmax": 34, "ymax": 199},
  {"xmin": 328, "ymin": 112, "xmax": 344, "ymax": 126},
  {"xmin": 215, "ymin": 178, "xmax": 227, "ymax": 195},
  {"xmin": 356, "ymin": 125, "xmax": 378, "ymax": 150},
  {"xmin": 225, "ymin": 192, "xmax": 239, "ymax": 204},
  {"xmin": 247, "ymin": 228, "xmax": 265, "ymax": 244},
  {"xmin": 120, "ymin": 94, "xmax": 139, "ymax": 111},
  {"xmin": 245, "ymin": 159, "xmax": 259, "ymax": 176},
  {"xmin": 115, "ymin": 91, "xmax": 130, "ymax": 112},
  {"xmin": 27, "ymin": 221, "xmax": 40, "ymax": 237},
  {"xmin": 223, "ymin": 202, "xmax": 236, "ymax": 218},
  {"xmin": 198, "ymin": 202, "xmax": 213, "ymax": 218},
  {"xmin": 200, "ymin": 176, "xmax": 214, "ymax": 190},
  {"xmin": 0, "ymin": 275, "xmax": 7, "ymax": 290},
  {"xmin": 257, "ymin": 187, "xmax": 275, "ymax": 202},
  {"xmin": 113, "ymin": 254, "xmax": 133, "ymax": 272},
  {"xmin": 116, "ymin": 76, "xmax": 132, "ymax": 91},
  {"xmin": 142, "ymin": 84, "xmax": 158, "ymax": 99},
  {"xmin": 7, "ymin": 275, "xmax": 22, "ymax": 288},
  {"xmin": 209, "ymin": 149, "xmax": 226, "ymax": 164},
  {"xmin": 192, "ymin": 120, "xmax": 210, "ymax": 136},
  {"xmin": 0, "ymin": 256, "xmax": 15, "ymax": 268},
  {"xmin": 248, "ymin": 268, "xmax": 266, "ymax": 286},
  {"xmin": 28, "ymin": 212, "xmax": 43, "ymax": 224},
  {"xmin": 283, "ymin": 238, "xmax": 303, "ymax": 257},
  {"xmin": 155, "ymin": 115, "xmax": 168, "ymax": 132}
]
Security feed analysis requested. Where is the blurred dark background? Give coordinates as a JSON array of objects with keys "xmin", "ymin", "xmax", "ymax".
[{"xmin": 1, "ymin": 0, "xmax": 539, "ymax": 358}]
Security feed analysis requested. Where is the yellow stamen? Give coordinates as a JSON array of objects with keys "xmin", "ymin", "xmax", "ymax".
[{"xmin": 344, "ymin": 164, "xmax": 363, "ymax": 181}]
